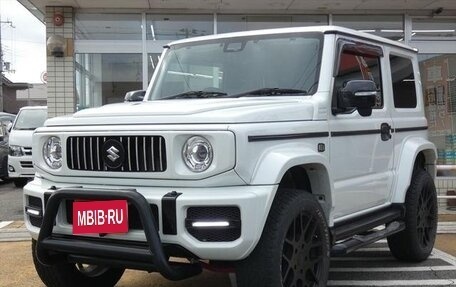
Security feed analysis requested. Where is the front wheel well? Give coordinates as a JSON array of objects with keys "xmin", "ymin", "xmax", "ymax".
[{"xmin": 277, "ymin": 164, "xmax": 333, "ymax": 224}]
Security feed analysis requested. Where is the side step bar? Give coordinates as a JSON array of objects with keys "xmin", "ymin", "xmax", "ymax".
[
  {"xmin": 331, "ymin": 221, "xmax": 405, "ymax": 256},
  {"xmin": 331, "ymin": 205, "xmax": 404, "ymax": 242}
]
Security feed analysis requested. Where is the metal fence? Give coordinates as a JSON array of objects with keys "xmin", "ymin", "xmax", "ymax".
[{"xmin": 435, "ymin": 177, "xmax": 456, "ymax": 213}]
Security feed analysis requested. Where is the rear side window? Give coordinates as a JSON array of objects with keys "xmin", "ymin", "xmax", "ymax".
[{"xmin": 390, "ymin": 55, "xmax": 417, "ymax": 108}]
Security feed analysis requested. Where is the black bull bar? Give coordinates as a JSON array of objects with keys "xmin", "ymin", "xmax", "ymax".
[{"xmin": 35, "ymin": 188, "xmax": 202, "ymax": 281}]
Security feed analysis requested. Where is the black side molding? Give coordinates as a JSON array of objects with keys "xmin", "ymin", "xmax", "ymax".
[
  {"xmin": 248, "ymin": 132, "xmax": 329, "ymax": 142},
  {"xmin": 395, "ymin": 126, "xmax": 428, "ymax": 133}
]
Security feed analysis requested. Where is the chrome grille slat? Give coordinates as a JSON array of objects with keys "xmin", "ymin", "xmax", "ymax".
[
  {"xmin": 127, "ymin": 137, "xmax": 131, "ymax": 172},
  {"xmin": 83, "ymin": 137, "xmax": 87, "ymax": 170},
  {"xmin": 120, "ymin": 137, "xmax": 124, "ymax": 172},
  {"xmin": 143, "ymin": 136, "xmax": 147, "ymax": 171},
  {"xmin": 135, "ymin": 136, "xmax": 139, "ymax": 172},
  {"xmin": 103, "ymin": 137, "xmax": 107, "ymax": 171},
  {"xmin": 96, "ymin": 137, "xmax": 100, "ymax": 171},
  {"xmin": 70, "ymin": 137, "xmax": 74, "ymax": 169},
  {"xmin": 67, "ymin": 135, "xmax": 166, "ymax": 172},
  {"xmin": 158, "ymin": 137, "xmax": 163, "ymax": 171},
  {"xmin": 76, "ymin": 137, "xmax": 81, "ymax": 170},
  {"xmin": 151, "ymin": 137, "xmax": 155, "ymax": 171},
  {"xmin": 89, "ymin": 137, "xmax": 93, "ymax": 171}
]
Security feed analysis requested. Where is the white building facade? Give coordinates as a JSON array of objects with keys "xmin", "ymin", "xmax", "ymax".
[{"xmin": 19, "ymin": 0, "xmax": 456, "ymax": 206}]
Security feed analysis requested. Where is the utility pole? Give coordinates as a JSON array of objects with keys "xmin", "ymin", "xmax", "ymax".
[{"xmin": 0, "ymin": 20, "xmax": 14, "ymax": 112}]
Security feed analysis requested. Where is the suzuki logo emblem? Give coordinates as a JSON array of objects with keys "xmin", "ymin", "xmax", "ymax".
[{"xmin": 106, "ymin": 146, "xmax": 120, "ymax": 162}]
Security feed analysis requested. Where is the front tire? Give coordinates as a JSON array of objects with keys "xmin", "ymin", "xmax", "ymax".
[
  {"xmin": 387, "ymin": 169, "xmax": 438, "ymax": 262},
  {"xmin": 32, "ymin": 240, "xmax": 125, "ymax": 287},
  {"xmin": 236, "ymin": 189, "xmax": 330, "ymax": 287}
]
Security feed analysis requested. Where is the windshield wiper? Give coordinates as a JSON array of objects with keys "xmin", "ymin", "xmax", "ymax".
[
  {"xmin": 161, "ymin": 90, "xmax": 227, "ymax": 100},
  {"xmin": 229, "ymin": 88, "xmax": 308, "ymax": 98}
]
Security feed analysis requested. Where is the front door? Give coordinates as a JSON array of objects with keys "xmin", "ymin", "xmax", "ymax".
[{"xmin": 329, "ymin": 41, "xmax": 394, "ymax": 220}]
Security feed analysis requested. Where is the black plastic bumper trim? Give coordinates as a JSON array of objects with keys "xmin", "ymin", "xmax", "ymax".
[
  {"xmin": 162, "ymin": 191, "xmax": 182, "ymax": 235},
  {"xmin": 36, "ymin": 188, "xmax": 201, "ymax": 281}
]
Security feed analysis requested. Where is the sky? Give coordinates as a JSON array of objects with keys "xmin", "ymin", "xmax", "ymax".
[{"xmin": 0, "ymin": 0, "xmax": 46, "ymax": 84}]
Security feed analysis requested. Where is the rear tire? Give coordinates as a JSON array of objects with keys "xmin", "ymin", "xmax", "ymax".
[
  {"xmin": 32, "ymin": 240, "xmax": 125, "ymax": 287},
  {"xmin": 387, "ymin": 169, "xmax": 438, "ymax": 262},
  {"xmin": 236, "ymin": 189, "xmax": 330, "ymax": 287}
]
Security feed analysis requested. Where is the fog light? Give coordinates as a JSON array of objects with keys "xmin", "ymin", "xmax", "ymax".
[
  {"xmin": 191, "ymin": 221, "xmax": 230, "ymax": 228},
  {"xmin": 8, "ymin": 165, "xmax": 14, "ymax": 172}
]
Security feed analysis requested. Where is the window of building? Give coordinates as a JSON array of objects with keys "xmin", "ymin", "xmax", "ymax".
[
  {"xmin": 217, "ymin": 15, "xmax": 328, "ymax": 34},
  {"xmin": 146, "ymin": 14, "xmax": 213, "ymax": 40},
  {"xmin": 390, "ymin": 55, "xmax": 417, "ymax": 108},
  {"xmin": 75, "ymin": 53, "xmax": 142, "ymax": 110},
  {"xmin": 332, "ymin": 15, "xmax": 404, "ymax": 41},
  {"xmin": 419, "ymin": 54, "xmax": 456, "ymax": 167},
  {"xmin": 412, "ymin": 18, "xmax": 456, "ymax": 40},
  {"xmin": 75, "ymin": 13, "xmax": 142, "ymax": 40}
]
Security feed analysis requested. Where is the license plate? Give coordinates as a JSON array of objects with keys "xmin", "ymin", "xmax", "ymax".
[{"xmin": 72, "ymin": 200, "xmax": 128, "ymax": 235}]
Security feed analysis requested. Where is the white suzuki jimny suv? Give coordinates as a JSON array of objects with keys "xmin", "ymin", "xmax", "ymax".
[{"xmin": 24, "ymin": 26, "xmax": 437, "ymax": 287}]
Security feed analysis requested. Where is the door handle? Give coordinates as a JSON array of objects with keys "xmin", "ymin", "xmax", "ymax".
[{"xmin": 380, "ymin": 123, "xmax": 392, "ymax": 141}]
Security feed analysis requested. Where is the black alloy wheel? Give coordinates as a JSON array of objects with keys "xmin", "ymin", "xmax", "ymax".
[
  {"xmin": 282, "ymin": 211, "xmax": 325, "ymax": 287},
  {"xmin": 235, "ymin": 189, "xmax": 330, "ymax": 287},
  {"xmin": 416, "ymin": 178, "xmax": 437, "ymax": 249},
  {"xmin": 387, "ymin": 168, "xmax": 438, "ymax": 262}
]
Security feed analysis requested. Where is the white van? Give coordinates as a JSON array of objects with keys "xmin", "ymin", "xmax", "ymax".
[{"xmin": 8, "ymin": 106, "xmax": 47, "ymax": 187}]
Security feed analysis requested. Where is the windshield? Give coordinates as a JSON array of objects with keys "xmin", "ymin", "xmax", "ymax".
[
  {"xmin": 13, "ymin": 109, "xmax": 47, "ymax": 130},
  {"xmin": 149, "ymin": 32, "xmax": 323, "ymax": 100}
]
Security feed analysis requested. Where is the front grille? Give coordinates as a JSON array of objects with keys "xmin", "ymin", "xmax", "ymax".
[
  {"xmin": 23, "ymin": 147, "xmax": 32, "ymax": 156},
  {"xmin": 65, "ymin": 200, "xmax": 159, "ymax": 231},
  {"xmin": 66, "ymin": 136, "xmax": 167, "ymax": 172},
  {"xmin": 186, "ymin": 206, "xmax": 241, "ymax": 242},
  {"xmin": 20, "ymin": 161, "xmax": 34, "ymax": 168}
]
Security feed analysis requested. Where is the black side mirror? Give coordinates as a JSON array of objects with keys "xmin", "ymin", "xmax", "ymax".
[
  {"xmin": 337, "ymin": 80, "xmax": 377, "ymax": 117},
  {"xmin": 124, "ymin": 90, "xmax": 146, "ymax": 102}
]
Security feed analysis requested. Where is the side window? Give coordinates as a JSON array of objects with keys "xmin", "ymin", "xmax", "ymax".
[
  {"xmin": 389, "ymin": 55, "xmax": 417, "ymax": 108},
  {"xmin": 334, "ymin": 50, "xmax": 383, "ymax": 110}
]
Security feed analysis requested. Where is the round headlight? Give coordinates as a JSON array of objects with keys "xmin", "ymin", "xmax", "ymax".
[
  {"xmin": 43, "ymin": 136, "xmax": 62, "ymax": 169},
  {"xmin": 182, "ymin": 136, "xmax": 213, "ymax": 172}
]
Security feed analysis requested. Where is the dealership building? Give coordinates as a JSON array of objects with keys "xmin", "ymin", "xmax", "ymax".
[{"xmin": 18, "ymin": 0, "xmax": 456, "ymax": 205}]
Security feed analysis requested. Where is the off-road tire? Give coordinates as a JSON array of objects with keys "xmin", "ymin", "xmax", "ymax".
[
  {"xmin": 236, "ymin": 189, "xmax": 330, "ymax": 287},
  {"xmin": 13, "ymin": 178, "xmax": 28, "ymax": 188},
  {"xmin": 387, "ymin": 168, "xmax": 438, "ymax": 262},
  {"xmin": 32, "ymin": 240, "xmax": 125, "ymax": 287}
]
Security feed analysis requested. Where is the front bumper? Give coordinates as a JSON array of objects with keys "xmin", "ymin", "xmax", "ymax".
[
  {"xmin": 8, "ymin": 155, "xmax": 35, "ymax": 178},
  {"xmin": 35, "ymin": 188, "xmax": 202, "ymax": 280},
  {"xmin": 24, "ymin": 178, "xmax": 276, "ymax": 261}
]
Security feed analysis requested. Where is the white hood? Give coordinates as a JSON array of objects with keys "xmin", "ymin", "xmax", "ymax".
[
  {"xmin": 9, "ymin": 129, "xmax": 35, "ymax": 147},
  {"xmin": 45, "ymin": 97, "xmax": 317, "ymax": 127}
]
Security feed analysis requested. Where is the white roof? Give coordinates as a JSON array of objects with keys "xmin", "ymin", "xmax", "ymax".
[
  {"xmin": 18, "ymin": 105, "xmax": 47, "ymax": 111},
  {"xmin": 168, "ymin": 25, "xmax": 415, "ymax": 52}
]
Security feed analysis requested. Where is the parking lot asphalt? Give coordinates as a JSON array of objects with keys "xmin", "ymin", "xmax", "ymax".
[
  {"xmin": 2, "ymin": 239, "xmax": 456, "ymax": 287},
  {"xmin": 0, "ymin": 181, "xmax": 24, "ymax": 221},
  {"xmin": 0, "ymin": 241, "xmax": 232, "ymax": 287},
  {"xmin": 2, "ymin": 183, "xmax": 456, "ymax": 286}
]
